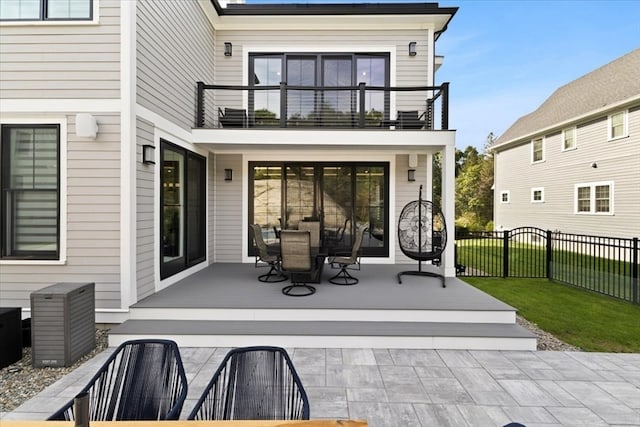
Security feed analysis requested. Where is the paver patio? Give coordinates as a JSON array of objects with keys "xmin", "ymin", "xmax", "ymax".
[{"xmin": 3, "ymin": 347, "xmax": 639, "ymax": 426}]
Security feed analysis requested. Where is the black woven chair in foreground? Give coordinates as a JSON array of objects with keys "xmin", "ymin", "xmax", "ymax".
[
  {"xmin": 397, "ymin": 184, "xmax": 447, "ymax": 287},
  {"xmin": 188, "ymin": 346, "xmax": 310, "ymax": 420},
  {"xmin": 48, "ymin": 339, "xmax": 188, "ymax": 421}
]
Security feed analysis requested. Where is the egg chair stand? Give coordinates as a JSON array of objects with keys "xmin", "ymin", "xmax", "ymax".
[{"xmin": 397, "ymin": 185, "xmax": 447, "ymax": 288}]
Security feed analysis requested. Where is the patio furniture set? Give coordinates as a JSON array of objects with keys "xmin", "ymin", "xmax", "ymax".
[
  {"xmin": 48, "ymin": 339, "xmax": 310, "ymax": 422},
  {"xmin": 250, "ymin": 223, "xmax": 369, "ymax": 297}
]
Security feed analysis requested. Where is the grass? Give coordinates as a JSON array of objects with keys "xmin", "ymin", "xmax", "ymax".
[{"xmin": 464, "ymin": 277, "xmax": 640, "ymax": 353}]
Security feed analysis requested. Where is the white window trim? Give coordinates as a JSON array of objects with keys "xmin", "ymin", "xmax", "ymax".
[
  {"xmin": 0, "ymin": 116, "xmax": 67, "ymax": 265},
  {"xmin": 500, "ymin": 190, "xmax": 510, "ymax": 204},
  {"xmin": 561, "ymin": 126, "xmax": 577, "ymax": 151},
  {"xmin": 608, "ymin": 110, "xmax": 629, "ymax": 141},
  {"xmin": 574, "ymin": 181, "xmax": 614, "ymax": 215},
  {"xmin": 531, "ymin": 137, "xmax": 545, "ymax": 164},
  {"xmin": 531, "ymin": 187, "xmax": 544, "ymax": 203}
]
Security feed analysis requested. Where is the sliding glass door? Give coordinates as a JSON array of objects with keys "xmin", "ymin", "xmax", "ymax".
[
  {"xmin": 160, "ymin": 140, "xmax": 206, "ymax": 279},
  {"xmin": 249, "ymin": 162, "xmax": 389, "ymax": 257}
]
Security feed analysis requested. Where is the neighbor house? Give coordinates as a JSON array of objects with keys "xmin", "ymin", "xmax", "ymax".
[
  {"xmin": 492, "ymin": 48, "xmax": 640, "ymax": 238},
  {"xmin": 1, "ymin": 1, "xmax": 459, "ymax": 323}
]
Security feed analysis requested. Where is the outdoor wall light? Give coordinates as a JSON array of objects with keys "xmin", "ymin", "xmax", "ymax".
[
  {"xmin": 408, "ymin": 42, "xmax": 417, "ymax": 56},
  {"xmin": 224, "ymin": 168, "xmax": 233, "ymax": 181},
  {"xmin": 408, "ymin": 169, "xmax": 416, "ymax": 182},
  {"xmin": 591, "ymin": 162, "xmax": 598, "ymax": 168},
  {"xmin": 142, "ymin": 144, "xmax": 155, "ymax": 165},
  {"xmin": 224, "ymin": 42, "xmax": 232, "ymax": 57},
  {"xmin": 75, "ymin": 113, "xmax": 98, "ymax": 139}
]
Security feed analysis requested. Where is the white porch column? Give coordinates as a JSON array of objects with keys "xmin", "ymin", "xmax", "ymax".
[{"xmin": 442, "ymin": 143, "xmax": 456, "ymax": 277}]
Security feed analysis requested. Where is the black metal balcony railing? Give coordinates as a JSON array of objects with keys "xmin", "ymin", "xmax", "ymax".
[{"xmin": 196, "ymin": 81, "xmax": 449, "ymax": 130}]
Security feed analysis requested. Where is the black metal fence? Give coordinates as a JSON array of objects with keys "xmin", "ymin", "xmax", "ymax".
[{"xmin": 456, "ymin": 227, "xmax": 639, "ymax": 304}]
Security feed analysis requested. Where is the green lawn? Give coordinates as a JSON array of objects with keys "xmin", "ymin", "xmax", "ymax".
[{"xmin": 464, "ymin": 277, "xmax": 640, "ymax": 353}]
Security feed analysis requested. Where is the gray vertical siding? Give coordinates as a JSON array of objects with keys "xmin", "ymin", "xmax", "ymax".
[
  {"xmin": 136, "ymin": 117, "xmax": 155, "ymax": 300},
  {"xmin": 213, "ymin": 154, "xmax": 243, "ymax": 262},
  {"xmin": 0, "ymin": 0, "xmax": 121, "ymax": 99},
  {"xmin": 395, "ymin": 154, "xmax": 429, "ymax": 263},
  {"xmin": 0, "ymin": 113, "xmax": 122, "ymax": 309},
  {"xmin": 494, "ymin": 105, "xmax": 640, "ymax": 237},
  {"xmin": 136, "ymin": 0, "xmax": 216, "ymax": 130}
]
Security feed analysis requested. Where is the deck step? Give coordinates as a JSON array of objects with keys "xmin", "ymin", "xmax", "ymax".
[{"xmin": 108, "ymin": 319, "xmax": 537, "ymax": 351}]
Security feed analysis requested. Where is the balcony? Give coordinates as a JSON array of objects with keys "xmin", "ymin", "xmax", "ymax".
[{"xmin": 196, "ymin": 82, "xmax": 449, "ymax": 131}]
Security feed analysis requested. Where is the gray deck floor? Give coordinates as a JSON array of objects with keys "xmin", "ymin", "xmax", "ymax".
[
  {"xmin": 5, "ymin": 346, "xmax": 640, "ymax": 426},
  {"xmin": 133, "ymin": 263, "xmax": 514, "ymax": 312}
]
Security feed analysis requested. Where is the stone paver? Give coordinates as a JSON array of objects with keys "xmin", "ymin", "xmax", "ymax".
[{"xmin": 3, "ymin": 348, "xmax": 640, "ymax": 426}]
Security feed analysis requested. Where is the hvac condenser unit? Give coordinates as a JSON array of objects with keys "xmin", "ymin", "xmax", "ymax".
[{"xmin": 31, "ymin": 282, "xmax": 95, "ymax": 368}]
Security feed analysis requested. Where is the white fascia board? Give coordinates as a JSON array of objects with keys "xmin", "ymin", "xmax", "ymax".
[
  {"xmin": 192, "ymin": 129, "xmax": 455, "ymax": 150},
  {"xmin": 212, "ymin": 14, "xmax": 444, "ymax": 31}
]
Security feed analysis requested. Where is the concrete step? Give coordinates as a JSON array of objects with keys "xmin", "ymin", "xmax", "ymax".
[{"xmin": 108, "ymin": 319, "xmax": 537, "ymax": 351}]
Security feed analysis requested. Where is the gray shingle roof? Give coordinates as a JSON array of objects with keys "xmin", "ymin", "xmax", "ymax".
[{"xmin": 493, "ymin": 48, "xmax": 640, "ymax": 149}]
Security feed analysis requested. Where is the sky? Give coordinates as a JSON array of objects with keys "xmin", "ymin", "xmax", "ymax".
[{"xmin": 245, "ymin": 0, "xmax": 640, "ymax": 150}]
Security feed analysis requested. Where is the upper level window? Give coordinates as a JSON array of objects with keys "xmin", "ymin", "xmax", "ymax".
[
  {"xmin": 575, "ymin": 182, "xmax": 613, "ymax": 214},
  {"xmin": 1, "ymin": 124, "xmax": 60, "ymax": 259},
  {"xmin": 249, "ymin": 53, "xmax": 389, "ymax": 127},
  {"xmin": 562, "ymin": 127, "xmax": 576, "ymax": 151},
  {"xmin": 531, "ymin": 137, "xmax": 544, "ymax": 163},
  {"xmin": 608, "ymin": 110, "xmax": 628, "ymax": 140},
  {"xmin": 531, "ymin": 187, "xmax": 544, "ymax": 203},
  {"xmin": 500, "ymin": 190, "xmax": 510, "ymax": 204},
  {"xmin": 0, "ymin": 0, "xmax": 92, "ymax": 21}
]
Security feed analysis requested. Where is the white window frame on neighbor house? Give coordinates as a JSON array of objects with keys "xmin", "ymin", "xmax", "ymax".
[
  {"xmin": 531, "ymin": 187, "xmax": 544, "ymax": 203},
  {"xmin": 562, "ymin": 126, "xmax": 576, "ymax": 151},
  {"xmin": 531, "ymin": 137, "xmax": 544, "ymax": 163},
  {"xmin": 608, "ymin": 110, "xmax": 628, "ymax": 141},
  {"xmin": 500, "ymin": 190, "xmax": 510, "ymax": 204},
  {"xmin": 574, "ymin": 181, "xmax": 614, "ymax": 215}
]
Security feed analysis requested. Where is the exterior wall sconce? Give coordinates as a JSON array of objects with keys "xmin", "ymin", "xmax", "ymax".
[
  {"xmin": 142, "ymin": 144, "xmax": 155, "ymax": 165},
  {"xmin": 224, "ymin": 42, "xmax": 232, "ymax": 57},
  {"xmin": 591, "ymin": 162, "xmax": 598, "ymax": 168},
  {"xmin": 408, "ymin": 42, "xmax": 417, "ymax": 56},
  {"xmin": 407, "ymin": 169, "xmax": 416, "ymax": 182},
  {"xmin": 224, "ymin": 168, "xmax": 233, "ymax": 181}
]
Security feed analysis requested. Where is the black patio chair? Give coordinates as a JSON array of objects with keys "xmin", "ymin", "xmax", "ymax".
[
  {"xmin": 280, "ymin": 230, "xmax": 316, "ymax": 296},
  {"xmin": 249, "ymin": 224, "xmax": 287, "ymax": 283},
  {"xmin": 397, "ymin": 185, "xmax": 447, "ymax": 287},
  {"xmin": 188, "ymin": 346, "xmax": 310, "ymax": 420},
  {"xmin": 218, "ymin": 107, "xmax": 247, "ymax": 128},
  {"xmin": 397, "ymin": 110, "xmax": 427, "ymax": 129},
  {"xmin": 48, "ymin": 339, "xmax": 188, "ymax": 421},
  {"xmin": 328, "ymin": 223, "xmax": 368, "ymax": 285}
]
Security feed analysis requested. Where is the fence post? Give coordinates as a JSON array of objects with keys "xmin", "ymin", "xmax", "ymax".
[
  {"xmin": 503, "ymin": 229, "xmax": 509, "ymax": 278},
  {"xmin": 196, "ymin": 81, "xmax": 205, "ymax": 128},
  {"xmin": 633, "ymin": 237, "xmax": 639, "ymax": 304},
  {"xmin": 546, "ymin": 230, "xmax": 553, "ymax": 280}
]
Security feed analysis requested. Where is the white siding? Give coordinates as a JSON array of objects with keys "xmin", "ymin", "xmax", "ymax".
[
  {"xmin": 136, "ymin": 0, "xmax": 216, "ymax": 130},
  {"xmin": 213, "ymin": 154, "xmax": 243, "ymax": 262},
  {"xmin": 0, "ymin": 0, "xmax": 121, "ymax": 99},
  {"xmin": 494, "ymin": 104, "xmax": 640, "ymax": 238},
  {"xmin": 0, "ymin": 113, "xmax": 122, "ymax": 309},
  {"xmin": 136, "ymin": 117, "xmax": 155, "ymax": 300}
]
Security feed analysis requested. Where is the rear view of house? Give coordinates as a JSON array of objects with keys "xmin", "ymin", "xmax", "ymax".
[
  {"xmin": 1, "ymin": 1, "xmax": 458, "ymax": 322},
  {"xmin": 492, "ymin": 48, "xmax": 640, "ymax": 238}
]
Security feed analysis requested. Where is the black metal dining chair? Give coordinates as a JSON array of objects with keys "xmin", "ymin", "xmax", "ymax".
[
  {"xmin": 48, "ymin": 339, "xmax": 188, "ymax": 421},
  {"xmin": 188, "ymin": 346, "xmax": 310, "ymax": 420}
]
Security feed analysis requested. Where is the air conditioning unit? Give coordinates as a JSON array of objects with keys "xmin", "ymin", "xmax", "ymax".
[{"xmin": 31, "ymin": 282, "xmax": 95, "ymax": 368}]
